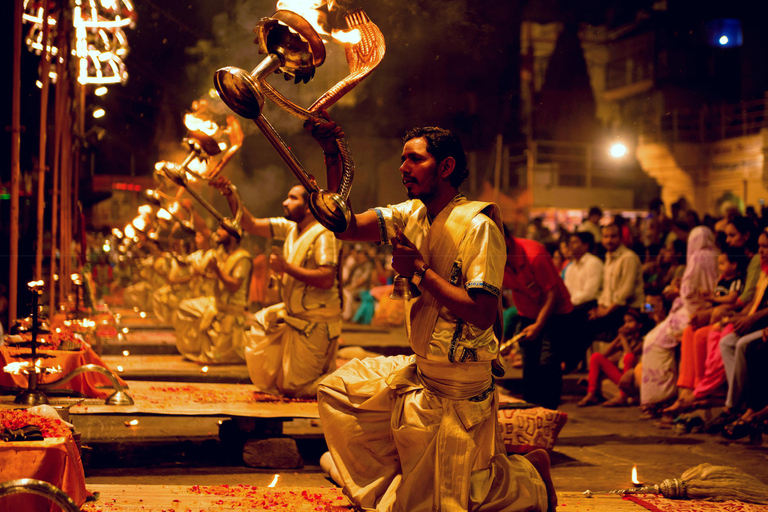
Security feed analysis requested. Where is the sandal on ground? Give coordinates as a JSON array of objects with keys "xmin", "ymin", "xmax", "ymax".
[
  {"xmin": 722, "ymin": 417, "xmax": 763, "ymax": 442},
  {"xmin": 703, "ymin": 410, "xmax": 739, "ymax": 434}
]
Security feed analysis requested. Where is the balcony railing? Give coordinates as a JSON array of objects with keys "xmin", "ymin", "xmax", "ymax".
[{"xmin": 640, "ymin": 96, "xmax": 768, "ymax": 143}]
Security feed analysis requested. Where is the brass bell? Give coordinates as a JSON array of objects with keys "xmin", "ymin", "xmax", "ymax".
[{"xmin": 390, "ymin": 274, "xmax": 420, "ymax": 300}]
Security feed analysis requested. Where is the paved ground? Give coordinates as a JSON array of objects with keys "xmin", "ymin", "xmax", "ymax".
[{"xmin": 66, "ymin": 317, "xmax": 768, "ymax": 495}]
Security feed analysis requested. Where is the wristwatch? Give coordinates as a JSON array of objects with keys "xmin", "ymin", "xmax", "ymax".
[{"xmin": 411, "ymin": 262, "xmax": 430, "ymax": 286}]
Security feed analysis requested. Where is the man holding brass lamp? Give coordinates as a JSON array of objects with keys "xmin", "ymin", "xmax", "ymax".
[
  {"xmin": 307, "ymin": 112, "xmax": 556, "ymax": 512},
  {"xmin": 210, "ymin": 177, "xmax": 342, "ymax": 399}
]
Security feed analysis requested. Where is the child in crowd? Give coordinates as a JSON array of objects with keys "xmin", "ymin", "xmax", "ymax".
[
  {"xmin": 578, "ymin": 309, "xmax": 644, "ymax": 407},
  {"xmin": 702, "ymin": 246, "xmax": 745, "ymax": 312}
]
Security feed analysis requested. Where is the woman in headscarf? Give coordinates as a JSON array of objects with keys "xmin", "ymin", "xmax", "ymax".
[{"xmin": 640, "ymin": 226, "xmax": 719, "ymax": 414}]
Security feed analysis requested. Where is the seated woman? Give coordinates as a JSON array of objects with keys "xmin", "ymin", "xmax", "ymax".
[
  {"xmin": 640, "ymin": 227, "xmax": 718, "ymax": 416},
  {"xmin": 578, "ymin": 308, "xmax": 643, "ymax": 407},
  {"xmin": 665, "ymin": 245, "xmax": 746, "ymax": 414}
]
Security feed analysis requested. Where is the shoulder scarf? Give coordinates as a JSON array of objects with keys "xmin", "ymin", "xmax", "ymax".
[
  {"xmin": 281, "ymin": 221, "xmax": 328, "ymax": 315},
  {"xmin": 409, "ymin": 197, "xmax": 504, "ymax": 358}
]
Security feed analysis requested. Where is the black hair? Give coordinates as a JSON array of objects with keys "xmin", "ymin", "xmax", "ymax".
[
  {"xmin": 728, "ymin": 215, "xmax": 759, "ymax": 254},
  {"xmin": 588, "ymin": 206, "xmax": 603, "ymax": 218},
  {"xmin": 721, "ymin": 245, "xmax": 747, "ymax": 274},
  {"xmin": 569, "ymin": 231, "xmax": 595, "ymax": 252},
  {"xmin": 403, "ymin": 127, "xmax": 468, "ymax": 188}
]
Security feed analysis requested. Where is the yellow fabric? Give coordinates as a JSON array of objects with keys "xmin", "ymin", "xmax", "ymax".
[
  {"xmin": 247, "ymin": 219, "xmax": 342, "ymax": 398},
  {"xmin": 172, "ymin": 248, "xmax": 252, "ymax": 363},
  {"xmin": 408, "ymin": 198, "xmax": 500, "ymax": 357},
  {"xmin": 245, "ymin": 302, "xmax": 341, "ymax": 398},
  {"xmin": 374, "ymin": 196, "xmax": 506, "ymax": 363},
  {"xmin": 271, "ymin": 218, "xmax": 342, "ymax": 319},
  {"xmin": 318, "ymin": 198, "xmax": 544, "ymax": 511},
  {"xmin": 318, "ymin": 355, "xmax": 548, "ymax": 512}
]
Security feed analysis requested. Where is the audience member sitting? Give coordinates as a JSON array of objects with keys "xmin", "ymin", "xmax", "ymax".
[
  {"xmin": 667, "ymin": 245, "xmax": 746, "ymax": 414},
  {"xmin": 585, "ymin": 223, "xmax": 644, "ymax": 349},
  {"xmin": 563, "ymin": 232, "xmax": 603, "ymax": 313},
  {"xmin": 640, "ymin": 226, "xmax": 718, "ymax": 416},
  {"xmin": 721, "ymin": 325, "xmax": 768, "ymax": 441},
  {"xmin": 578, "ymin": 308, "xmax": 643, "ymax": 407}
]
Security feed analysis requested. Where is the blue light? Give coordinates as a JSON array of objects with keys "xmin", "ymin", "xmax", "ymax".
[{"xmin": 705, "ymin": 19, "xmax": 742, "ymax": 48}]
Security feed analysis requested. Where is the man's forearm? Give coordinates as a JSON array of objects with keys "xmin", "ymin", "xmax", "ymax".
[{"xmin": 419, "ymin": 270, "xmax": 498, "ymax": 330}]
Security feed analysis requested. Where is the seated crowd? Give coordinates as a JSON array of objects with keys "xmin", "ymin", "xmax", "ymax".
[{"xmin": 522, "ymin": 200, "xmax": 768, "ymax": 441}]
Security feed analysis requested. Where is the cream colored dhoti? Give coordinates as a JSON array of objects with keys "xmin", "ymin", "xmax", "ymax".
[
  {"xmin": 152, "ymin": 284, "xmax": 186, "ymax": 324},
  {"xmin": 173, "ymin": 296, "xmax": 246, "ymax": 363},
  {"xmin": 318, "ymin": 355, "xmax": 548, "ymax": 512},
  {"xmin": 246, "ymin": 302, "xmax": 341, "ymax": 399}
]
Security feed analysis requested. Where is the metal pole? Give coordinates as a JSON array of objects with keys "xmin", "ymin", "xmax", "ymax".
[
  {"xmin": 9, "ymin": 0, "xmax": 23, "ymax": 324},
  {"xmin": 35, "ymin": 3, "xmax": 53, "ymax": 281}
]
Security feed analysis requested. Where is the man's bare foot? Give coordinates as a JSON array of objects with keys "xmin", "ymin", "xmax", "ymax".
[
  {"xmin": 602, "ymin": 395, "xmax": 628, "ymax": 407},
  {"xmin": 663, "ymin": 388, "xmax": 694, "ymax": 414},
  {"xmin": 525, "ymin": 449, "xmax": 557, "ymax": 512}
]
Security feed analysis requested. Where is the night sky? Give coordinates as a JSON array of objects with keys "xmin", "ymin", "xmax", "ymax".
[{"xmin": 2, "ymin": 0, "xmax": 767, "ymax": 193}]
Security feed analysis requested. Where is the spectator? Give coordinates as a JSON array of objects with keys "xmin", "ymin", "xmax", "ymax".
[
  {"xmin": 639, "ymin": 226, "xmax": 718, "ymax": 416},
  {"xmin": 563, "ymin": 231, "xmax": 603, "ymax": 311},
  {"xmin": 587, "ymin": 224, "xmax": 645, "ymax": 343},
  {"xmin": 578, "ymin": 206, "xmax": 603, "ymax": 246},
  {"xmin": 578, "ymin": 308, "xmax": 643, "ymax": 407}
]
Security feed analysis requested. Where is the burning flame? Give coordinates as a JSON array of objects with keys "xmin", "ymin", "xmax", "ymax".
[
  {"xmin": 184, "ymin": 113, "xmax": 219, "ymax": 136},
  {"xmin": 268, "ymin": 474, "xmax": 280, "ymax": 487},
  {"xmin": 116, "ymin": 365, "xmax": 124, "ymax": 372},
  {"xmin": 122, "ymin": 350, "xmax": 130, "ymax": 356},
  {"xmin": 276, "ymin": 0, "xmax": 361, "ymax": 45},
  {"xmin": 125, "ymin": 419, "xmax": 139, "ymax": 426},
  {"xmin": 124, "ymin": 224, "xmax": 136, "ymax": 239},
  {"xmin": 631, "ymin": 465, "xmax": 643, "ymax": 485},
  {"xmin": 138, "ymin": 204, "xmax": 152, "ymax": 215},
  {"xmin": 201, "ymin": 366, "xmax": 209, "ymax": 373},
  {"xmin": 157, "ymin": 208, "xmax": 172, "ymax": 221}
]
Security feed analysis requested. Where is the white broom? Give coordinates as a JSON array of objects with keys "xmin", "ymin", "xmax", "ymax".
[{"xmin": 584, "ymin": 464, "xmax": 768, "ymax": 504}]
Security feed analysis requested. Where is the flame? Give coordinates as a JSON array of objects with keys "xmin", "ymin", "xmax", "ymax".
[
  {"xmin": 201, "ymin": 366, "xmax": 209, "ymax": 373},
  {"xmin": 276, "ymin": 0, "xmax": 357, "ymax": 45},
  {"xmin": 184, "ymin": 113, "xmax": 219, "ymax": 136},
  {"xmin": 331, "ymin": 28, "xmax": 361, "ymax": 45},
  {"xmin": 116, "ymin": 365, "xmax": 124, "ymax": 372},
  {"xmin": 124, "ymin": 224, "xmax": 136, "ymax": 239},
  {"xmin": 138, "ymin": 204, "xmax": 153, "ymax": 215},
  {"xmin": 125, "ymin": 419, "xmax": 139, "ymax": 426},
  {"xmin": 268, "ymin": 474, "xmax": 280, "ymax": 487},
  {"xmin": 122, "ymin": 350, "xmax": 130, "ymax": 356},
  {"xmin": 631, "ymin": 465, "xmax": 642, "ymax": 485},
  {"xmin": 156, "ymin": 208, "xmax": 172, "ymax": 221}
]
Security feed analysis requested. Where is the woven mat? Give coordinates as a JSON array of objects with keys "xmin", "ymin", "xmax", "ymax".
[
  {"xmin": 68, "ymin": 381, "xmax": 319, "ymax": 418},
  {"xmin": 79, "ymin": 487, "xmax": 644, "ymax": 511},
  {"xmin": 626, "ymin": 495, "xmax": 768, "ymax": 512}
]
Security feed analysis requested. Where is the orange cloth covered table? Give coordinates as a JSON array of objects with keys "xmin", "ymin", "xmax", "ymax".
[
  {"xmin": 0, "ymin": 345, "xmax": 127, "ymax": 399},
  {"xmin": 0, "ymin": 436, "xmax": 90, "ymax": 512}
]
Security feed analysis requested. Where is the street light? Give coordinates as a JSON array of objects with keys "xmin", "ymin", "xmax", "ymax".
[{"xmin": 609, "ymin": 142, "xmax": 628, "ymax": 158}]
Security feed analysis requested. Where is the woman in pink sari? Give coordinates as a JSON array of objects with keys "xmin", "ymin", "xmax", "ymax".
[{"xmin": 640, "ymin": 226, "xmax": 719, "ymax": 413}]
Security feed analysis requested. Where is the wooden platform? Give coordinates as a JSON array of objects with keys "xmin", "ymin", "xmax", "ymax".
[
  {"xmin": 79, "ymin": 485, "xmax": 647, "ymax": 511},
  {"xmin": 0, "ymin": 380, "xmax": 319, "ymax": 419}
]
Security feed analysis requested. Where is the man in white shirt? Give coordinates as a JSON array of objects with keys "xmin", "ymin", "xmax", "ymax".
[
  {"xmin": 564, "ymin": 231, "xmax": 603, "ymax": 310},
  {"xmin": 588, "ymin": 223, "xmax": 644, "ymax": 340}
]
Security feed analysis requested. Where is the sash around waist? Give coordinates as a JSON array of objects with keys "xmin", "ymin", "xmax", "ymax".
[{"xmin": 415, "ymin": 356, "xmax": 493, "ymax": 401}]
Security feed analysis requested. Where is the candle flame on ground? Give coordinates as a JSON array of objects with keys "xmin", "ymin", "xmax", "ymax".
[
  {"xmin": 125, "ymin": 419, "xmax": 139, "ymax": 426},
  {"xmin": 116, "ymin": 366, "xmax": 124, "ymax": 372},
  {"xmin": 201, "ymin": 366, "xmax": 209, "ymax": 373},
  {"xmin": 122, "ymin": 350, "xmax": 130, "ymax": 356},
  {"xmin": 268, "ymin": 474, "xmax": 279, "ymax": 487},
  {"xmin": 632, "ymin": 465, "xmax": 643, "ymax": 485}
]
